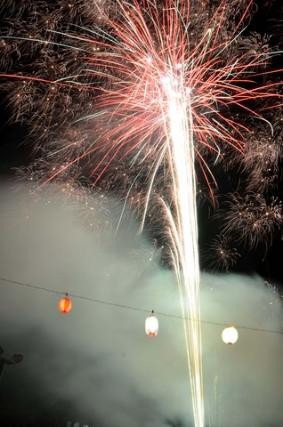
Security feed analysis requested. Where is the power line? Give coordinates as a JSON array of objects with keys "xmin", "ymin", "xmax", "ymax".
[{"xmin": 0, "ymin": 275, "xmax": 282, "ymax": 336}]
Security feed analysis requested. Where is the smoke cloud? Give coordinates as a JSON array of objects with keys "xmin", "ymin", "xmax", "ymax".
[{"xmin": 0, "ymin": 183, "xmax": 282, "ymax": 426}]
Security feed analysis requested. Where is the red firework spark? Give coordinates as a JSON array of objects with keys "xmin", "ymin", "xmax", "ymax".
[
  {"xmin": 1, "ymin": 0, "xmax": 281, "ymax": 196},
  {"xmin": 75, "ymin": 0, "xmax": 281, "ymax": 193}
]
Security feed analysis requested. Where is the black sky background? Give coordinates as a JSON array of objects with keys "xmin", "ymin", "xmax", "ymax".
[{"xmin": 0, "ymin": 1, "xmax": 282, "ymax": 426}]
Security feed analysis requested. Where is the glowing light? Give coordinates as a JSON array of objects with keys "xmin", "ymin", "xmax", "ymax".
[
  {"xmin": 222, "ymin": 326, "xmax": 239, "ymax": 344},
  {"xmin": 58, "ymin": 294, "xmax": 72, "ymax": 314},
  {"xmin": 145, "ymin": 310, "xmax": 159, "ymax": 337}
]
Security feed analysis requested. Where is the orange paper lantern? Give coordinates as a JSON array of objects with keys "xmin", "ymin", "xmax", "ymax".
[{"xmin": 58, "ymin": 294, "xmax": 72, "ymax": 314}]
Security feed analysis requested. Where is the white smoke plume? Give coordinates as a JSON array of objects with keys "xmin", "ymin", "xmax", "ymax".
[{"xmin": 0, "ymin": 183, "xmax": 282, "ymax": 426}]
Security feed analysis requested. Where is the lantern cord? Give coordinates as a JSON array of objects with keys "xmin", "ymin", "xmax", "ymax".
[{"xmin": 0, "ymin": 276, "xmax": 282, "ymax": 336}]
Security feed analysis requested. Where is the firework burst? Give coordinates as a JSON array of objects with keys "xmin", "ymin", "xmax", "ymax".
[
  {"xmin": 0, "ymin": 1, "xmax": 282, "ymax": 426},
  {"xmin": 222, "ymin": 193, "xmax": 283, "ymax": 250},
  {"xmin": 208, "ymin": 234, "xmax": 240, "ymax": 271}
]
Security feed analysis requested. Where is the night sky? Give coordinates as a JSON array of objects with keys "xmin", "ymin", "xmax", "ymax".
[{"xmin": 0, "ymin": 1, "xmax": 282, "ymax": 426}]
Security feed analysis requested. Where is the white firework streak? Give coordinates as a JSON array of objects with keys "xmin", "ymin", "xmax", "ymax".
[{"xmin": 161, "ymin": 74, "xmax": 204, "ymax": 427}]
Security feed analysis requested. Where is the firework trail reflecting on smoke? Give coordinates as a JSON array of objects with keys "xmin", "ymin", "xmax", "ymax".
[{"xmin": 1, "ymin": 0, "xmax": 282, "ymax": 425}]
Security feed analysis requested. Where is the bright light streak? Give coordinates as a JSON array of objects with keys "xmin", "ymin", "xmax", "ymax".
[{"xmin": 162, "ymin": 73, "xmax": 204, "ymax": 427}]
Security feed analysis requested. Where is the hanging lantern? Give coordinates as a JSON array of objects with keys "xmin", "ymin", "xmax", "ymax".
[
  {"xmin": 58, "ymin": 293, "xmax": 72, "ymax": 314},
  {"xmin": 222, "ymin": 325, "xmax": 239, "ymax": 345},
  {"xmin": 145, "ymin": 310, "xmax": 159, "ymax": 337}
]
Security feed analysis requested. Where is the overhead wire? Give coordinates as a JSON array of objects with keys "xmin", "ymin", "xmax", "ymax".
[{"xmin": 0, "ymin": 276, "xmax": 282, "ymax": 336}]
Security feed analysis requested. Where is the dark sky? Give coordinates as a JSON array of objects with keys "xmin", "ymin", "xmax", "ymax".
[{"xmin": 0, "ymin": 1, "xmax": 282, "ymax": 426}]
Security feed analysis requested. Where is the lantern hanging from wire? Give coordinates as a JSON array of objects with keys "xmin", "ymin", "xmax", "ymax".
[
  {"xmin": 222, "ymin": 325, "xmax": 239, "ymax": 344},
  {"xmin": 145, "ymin": 310, "xmax": 159, "ymax": 337},
  {"xmin": 58, "ymin": 293, "xmax": 72, "ymax": 314}
]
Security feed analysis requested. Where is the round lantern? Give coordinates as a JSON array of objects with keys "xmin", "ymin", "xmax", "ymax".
[
  {"xmin": 145, "ymin": 310, "xmax": 159, "ymax": 337},
  {"xmin": 58, "ymin": 293, "xmax": 72, "ymax": 314},
  {"xmin": 221, "ymin": 326, "xmax": 239, "ymax": 345}
]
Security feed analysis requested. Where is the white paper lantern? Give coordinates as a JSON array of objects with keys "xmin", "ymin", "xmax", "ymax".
[
  {"xmin": 145, "ymin": 310, "xmax": 159, "ymax": 337},
  {"xmin": 222, "ymin": 326, "xmax": 239, "ymax": 344}
]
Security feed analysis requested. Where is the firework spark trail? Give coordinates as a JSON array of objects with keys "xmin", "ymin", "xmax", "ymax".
[
  {"xmin": 162, "ymin": 74, "xmax": 204, "ymax": 426},
  {"xmin": 105, "ymin": 3, "xmax": 205, "ymax": 424}
]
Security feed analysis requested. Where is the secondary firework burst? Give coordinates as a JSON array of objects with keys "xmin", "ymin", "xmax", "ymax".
[
  {"xmin": 222, "ymin": 193, "xmax": 283, "ymax": 250},
  {"xmin": 0, "ymin": 1, "xmax": 282, "ymax": 426},
  {"xmin": 208, "ymin": 234, "xmax": 240, "ymax": 271}
]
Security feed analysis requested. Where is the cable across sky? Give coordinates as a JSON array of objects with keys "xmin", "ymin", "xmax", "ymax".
[{"xmin": 0, "ymin": 276, "xmax": 282, "ymax": 337}]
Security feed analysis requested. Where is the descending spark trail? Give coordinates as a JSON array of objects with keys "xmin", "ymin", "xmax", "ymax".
[{"xmin": 162, "ymin": 75, "xmax": 204, "ymax": 426}]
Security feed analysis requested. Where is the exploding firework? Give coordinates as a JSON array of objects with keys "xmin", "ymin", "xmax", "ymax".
[
  {"xmin": 0, "ymin": 1, "xmax": 282, "ymax": 426},
  {"xmin": 208, "ymin": 234, "xmax": 240, "ymax": 271},
  {"xmin": 222, "ymin": 193, "xmax": 283, "ymax": 250}
]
